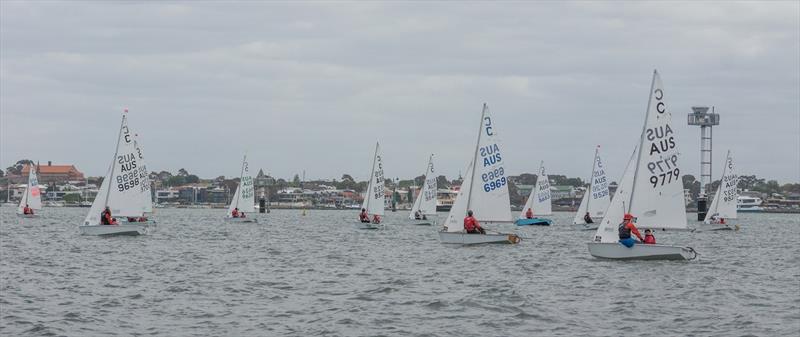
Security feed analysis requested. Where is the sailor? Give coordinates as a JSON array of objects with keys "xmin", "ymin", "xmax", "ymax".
[
  {"xmin": 464, "ymin": 210, "xmax": 485, "ymax": 234},
  {"xmin": 371, "ymin": 214, "xmax": 381, "ymax": 224},
  {"xmin": 583, "ymin": 212, "xmax": 594, "ymax": 224},
  {"xmin": 618, "ymin": 213, "xmax": 643, "ymax": 247},
  {"xmin": 240, "ymin": 212, "xmax": 246, "ymax": 218},
  {"xmin": 232, "ymin": 207, "xmax": 240, "ymax": 218},
  {"xmin": 101, "ymin": 206, "xmax": 118, "ymax": 225},
  {"xmin": 22, "ymin": 204, "xmax": 33, "ymax": 215},
  {"xmin": 525, "ymin": 208, "xmax": 534, "ymax": 219},
  {"xmin": 643, "ymin": 229, "xmax": 656, "ymax": 244},
  {"xmin": 359, "ymin": 208, "xmax": 370, "ymax": 223},
  {"xmin": 414, "ymin": 210, "xmax": 422, "ymax": 220}
]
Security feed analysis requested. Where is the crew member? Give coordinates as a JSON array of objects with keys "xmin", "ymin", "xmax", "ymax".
[
  {"xmin": 101, "ymin": 206, "xmax": 118, "ymax": 225},
  {"xmin": 372, "ymin": 214, "xmax": 381, "ymax": 224},
  {"xmin": 525, "ymin": 208, "xmax": 534, "ymax": 219},
  {"xmin": 618, "ymin": 213, "xmax": 643, "ymax": 248},
  {"xmin": 584, "ymin": 212, "xmax": 594, "ymax": 224},
  {"xmin": 359, "ymin": 208, "xmax": 370, "ymax": 223},
  {"xmin": 232, "ymin": 207, "xmax": 240, "ymax": 218},
  {"xmin": 464, "ymin": 210, "xmax": 485, "ymax": 234},
  {"xmin": 414, "ymin": 210, "xmax": 422, "ymax": 220},
  {"xmin": 22, "ymin": 204, "xmax": 33, "ymax": 215},
  {"xmin": 643, "ymin": 229, "xmax": 656, "ymax": 244}
]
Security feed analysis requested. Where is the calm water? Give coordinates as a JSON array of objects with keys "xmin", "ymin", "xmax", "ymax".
[{"xmin": 1, "ymin": 206, "xmax": 798, "ymax": 336}]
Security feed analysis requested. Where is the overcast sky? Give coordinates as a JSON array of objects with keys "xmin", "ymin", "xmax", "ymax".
[{"xmin": 1, "ymin": 1, "xmax": 798, "ymax": 183}]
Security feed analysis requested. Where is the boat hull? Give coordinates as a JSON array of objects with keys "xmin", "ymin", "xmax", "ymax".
[
  {"xmin": 577, "ymin": 223, "xmax": 599, "ymax": 231},
  {"xmin": 355, "ymin": 222, "xmax": 382, "ymax": 230},
  {"xmin": 514, "ymin": 218, "xmax": 552, "ymax": 226},
  {"xmin": 438, "ymin": 231, "xmax": 521, "ymax": 245},
  {"xmin": 79, "ymin": 224, "xmax": 151, "ymax": 236},
  {"xmin": 15, "ymin": 213, "xmax": 39, "ymax": 218},
  {"xmin": 224, "ymin": 217, "xmax": 258, "ymax": 223},
  {"xmin": 587, "ymin": 242, "xmax": 696, "ymax": 260},
  {"xmin": 409, "ymin": 219, "xmax": 434, "ymax": 226}
]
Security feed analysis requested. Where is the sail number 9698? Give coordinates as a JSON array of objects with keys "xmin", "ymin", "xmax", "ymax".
[{"xmin": 116, "ymin": 172, "xmax": 140, "ymax": 192}]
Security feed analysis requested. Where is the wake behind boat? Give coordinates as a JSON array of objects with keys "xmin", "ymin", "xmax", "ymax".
[
  {"xmin": 440, "ymin": 103, "xmax": 520, "ymax": 245},
  {"xmin": 225, "ymin": 154, "xmax": 258, "ymax": 223},
  {"xmin": 587, "ymin": 70, "xmax": 696, "ymax": 261},
  {"xmin": 80, "ymin": 109, "xmax": 155, "ymax": 236}
]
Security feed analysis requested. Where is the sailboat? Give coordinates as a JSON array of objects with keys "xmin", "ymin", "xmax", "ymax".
[
  {"xmin": 356, "ymin": 142, "xmax": 384, "ymax": 229},
  {"xmin": 16, "ymin": 164, "xmax": 42, "ymax": 218},
  {"xmin": 702, "ymin": 150, "xmax": 737, "ymax": 230},
  {"xmin": 587, "ymin": 70, "xmax": 696, "ymax": 260},
  {"xmin": 80, "ymin": 110, "xmax": 154, "ymax": 236},
  {"xmin": 572, "ymin": 146, "xmax": 611, "ymax": 230},
  {"xmin": 408, "ymin": 154, "xmax": 437, "ymax": 225},
  {"xmin": 225, "ymin": 155, "xmax": 257, "ymax": 223},
  {"xmin": 515, "ymin": 161, "xmax": 553, "ymax": 226},
  {"xmin": 439, "ymin": 104, "xmax": 521, "ymax": 244}
]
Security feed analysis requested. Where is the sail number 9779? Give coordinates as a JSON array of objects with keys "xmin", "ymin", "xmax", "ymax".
[{"xmin": 650, "ymin": 168, "xmax": 679, "ymax": 188}]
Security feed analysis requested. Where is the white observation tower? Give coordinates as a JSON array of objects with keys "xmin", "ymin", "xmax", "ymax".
[{"xmin": 687, "ymin": 106, "xmax": 720, "ymax": 221}]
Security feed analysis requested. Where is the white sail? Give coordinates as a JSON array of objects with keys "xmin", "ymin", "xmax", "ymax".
[
  {"xmin": 593, "ymin": 147, "xmax": 638, "ymax": 243},
  {"xmin": 83, "ymin": 113, "xmax": 145, "ymax": 225},
  {"xmin": 444, "ymin": 104, "xmax": 512, "ymax": 229},
  {"xmin": 409, "ymin": 154, "xmax": 437, "ymax": 219},
  {"xmin": 227, "ymin": 155, "xmax": 255, "ymax": 216},
  {"xmin": 628, "ymin": 70, "xmax": 687, "ymax": 230},
  {"xmin": 520, "ymin": 162, "xmax": 552, "ymax": 218},
  {"xmin": 572, "ymin": 191, "xmax": 590, "ymax": 224},
  {"xmin": 444, "ymin": 161, "xmax": 473, "ymax": 232},
  {"xmin": 361, "ymin": 142, "xmax": 385, "ymax": 216},
  {"xmin": 17, "ymin": 164, "xmax": 42, "ymax": 213},
  {"xmin": 132, "ymin": 133, "xmax": 153, "ymax": 213},
  {"xmin": 704, "ymin": 150, "xmax": 737, "ymax": 222}
]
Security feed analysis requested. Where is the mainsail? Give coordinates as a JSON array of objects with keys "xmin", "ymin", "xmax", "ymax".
[
  {"xmin": 17, "ymin": 164, "xmax": 42, "ymax": 213},
  {"xmin": 227, "ymin": 154, "xmax": 255, "ymax": 216},
  {"xmin": 83, "ymin": 112, "xmax": 146, "ymax": 226},
  {"xmin": 444, "ymin": 103, "xmax": 512, "ymax": 231},
  {"xmin": 704, "ymin": 150, "xmax": 738, "ymax": 223},
  {"xmin": 132, "ymin": 133, "xmax": 153, "ymax": 214},
  {"xmin": 520, "ymin": 161, "xmax": 552, "ymax": 218},
  {"xmin": 409, "ymin": 154, "xmax": 437, "ymax": 219},
  {"xmin": 361, "ymin": 142, "xmax": 385, "ymax": 216}
]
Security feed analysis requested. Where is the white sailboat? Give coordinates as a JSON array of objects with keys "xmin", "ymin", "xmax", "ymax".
[
  {"xmin": 587, "ymin": 70, "xmax": 697, "ymax": 260},
  {"xmin": 225, "ymin": 155, "xmax": 257, "ymax": 223},
  {"xmin": 572, "ymin": 146, "xmax": 611, "ymax": 229},
  {"xmin": 80, "ymin": 110, "xmax": 154, "ymax": 236},
  {"xmin": 408, "ymin": 154, "xmax": 437, "ymax": 225},
  {"xmin": 515, "ymin": 161, "xmax": 553, "ymax": 226},
  {"xmin": 702, "ymin": 150, "xmax": 737, "ymax": 230},
  {"xmin": 439, "ymin": 104, "xmax": 521, "ymax": 244},
  {"xmin": 356, "ymin": 142, "xmax": 385, "ymax": 229},
  {"xmin": 16, "ymin": 164, "xmax": 42, "ymax": 218}
]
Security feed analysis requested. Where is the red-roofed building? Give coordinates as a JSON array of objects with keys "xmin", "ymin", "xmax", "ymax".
[{"xmin": 20, "ymin": 162, "xmax": 85, "ymax": 184}]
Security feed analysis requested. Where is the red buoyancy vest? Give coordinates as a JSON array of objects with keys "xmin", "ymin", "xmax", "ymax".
[
  {"xmin": 359, "ymin": 212, "xmax": 369, "ymax": 221},
  {"xmin": 464, "ymin": 216, "xmax": 478, "ymax": 231},
  {"xmin": 644, "ymin": 234, "xmax": 656, "ymax": 244}
]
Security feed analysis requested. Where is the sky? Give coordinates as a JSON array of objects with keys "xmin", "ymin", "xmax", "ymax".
[{"xmin": 1, "ymin": 1, "xmax": 798, "ymax": 183}]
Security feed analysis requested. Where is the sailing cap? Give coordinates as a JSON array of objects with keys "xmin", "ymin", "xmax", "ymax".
[{"xmin": 623, "ymin": 213, "xmax": 633, "ymax": 220}]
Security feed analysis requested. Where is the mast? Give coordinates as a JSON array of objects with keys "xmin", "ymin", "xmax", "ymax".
[
  {"xmin": 104, "ymin": 112, "xmax": 127, "ymax": 208},
  {"xmin": 466, "ymin": 104, "xmax": 487, "ymax": 212},
  {"xmin": 365, "ymin": 142, "xmax": 379, "ymax": 213},
  {"xmin": 628, "ymin": 70, "xmax": 657, "ymax": 213},
  {"xmin": 235, "ymin": 154, "xmax": 247, "ymax": 209},
  {"xmin": 586, "ymin": 146, "xmax": 600, "ymax": 212}
]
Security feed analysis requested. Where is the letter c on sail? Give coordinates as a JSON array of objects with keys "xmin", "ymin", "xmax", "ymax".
[{"xmin": 484, "ymin": 117, "xmax": 493, "ymax": 136}]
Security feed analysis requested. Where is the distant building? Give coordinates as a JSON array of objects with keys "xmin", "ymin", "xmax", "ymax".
[
  {"xmin": 19, "ymin": 162, "xmax": 85, "ymax": 185},
  {"xmin": 550, "ymin": 185, "xmax": 575, "ymax": 200}
]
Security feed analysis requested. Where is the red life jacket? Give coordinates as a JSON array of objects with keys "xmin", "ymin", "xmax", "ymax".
[
  {"xmin": 232, "ymin": 210, "xmax": 239, "ymax": 218},
  {"xmin": 464, "ymin": 216, "xmax": 478, "ymax": 231},
  {"xmin": 359, "ymin": 212, "xmax": 369, "ymax": 221},
  {"xmin": 644, "ymin": 234, "xmax": 656, "ymax": 244}
]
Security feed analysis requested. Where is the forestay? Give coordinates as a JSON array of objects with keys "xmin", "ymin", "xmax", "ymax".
[
  {"xmin": 628, "ymin": 70, "xmax": 687, "ymax": 230},
  {"xmin": 443, "ymin": 104, "xmax": 512, "ymax": 231},
  {"xmin": 409, "ymin": 154, "xmax": 437, "ymax": 219},
  {"xmin": 362, "ymin": 142, "xmax": 385, "ymax": 216},
  {"xmin": 17, "ymin": 164, "xmax": 42, "ymax": 213},
  {"xmin": 704, "ymin": 150, "xmax": 738, "ymax": 222},
  {"xmin": 227, "ymin": 155, "xmax": 255, "ymax": 216},
  {"xmin": 520, "ymin": 162, "xmax": 551, "ymax": 218},
  {"xmin": 83, "ymin": 113, "xmax": 146, "ymax": 226}
]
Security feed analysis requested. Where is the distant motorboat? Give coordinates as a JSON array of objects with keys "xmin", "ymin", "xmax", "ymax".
[{"xmin": 737, "ymin": 196, "xmax": 764, "ymax": 212}]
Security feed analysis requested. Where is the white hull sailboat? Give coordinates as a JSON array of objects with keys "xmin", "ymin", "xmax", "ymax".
[
  {"xmin": 408, "ymin": 154, "xmax": 437, "ymax": 226},
  {"xmin": 587, "ymin": 70, "xmax": 695, "ymax": 260},
  {"xmin": 80, "ymin": 109, "xmax": 156, "ymax": 236},
  {"xmin": 515, "ymin": 161, "xmax": 552, "ymax": 226},
  {"xmin": 700, "ymin": 150, "xmax": 738, "ymax": 231},
  {"xmin": 356, "ymin": 142, "xmax": 385, "ymax": 230},
  {"xmin": 225, "ymin": 154, "xmax": 258, "ymax": 223},
  {"xmin": 573, "ymin": 146, "xmax": 611, "ymax": 230},
  {"xmin": 440, "ymin": 104, "xmax": 520, "ymax": 245},
  {"xmin": 16, "ymin": 164, "xmax": 42, "ymax": 218}
]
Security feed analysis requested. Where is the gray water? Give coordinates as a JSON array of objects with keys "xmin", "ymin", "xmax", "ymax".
[{"xmin": 1, "ymin": 206, "xmax": 798, "ymax": 336}]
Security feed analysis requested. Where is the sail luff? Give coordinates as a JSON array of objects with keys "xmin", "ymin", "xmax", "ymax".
[
  {"xmin": 235, "ymin": 154, "xmax": 247, "ymax": 209},
  {"xmin": 587, "ymin": 147, "xmax": 599, "ymax": 211},
  {"xmin": 104, "ymin": 114, "xmax": 127, "ymax": 208},
  {"xmin": 629, "ymin": 70, "xmax": 658, "ymax": 212},
  {"xmin": 466, "ymin": 104, "xmax": 488, "ymax": 212}
]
